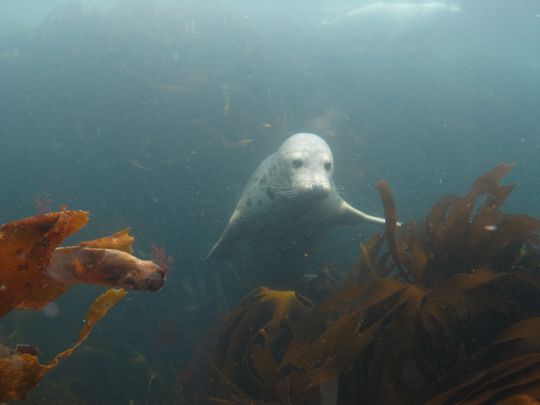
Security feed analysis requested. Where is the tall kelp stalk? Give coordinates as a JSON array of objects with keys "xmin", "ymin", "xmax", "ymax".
[{"xmin": 205, "ymin": 163, "xmax": 540, "ymax": 405}]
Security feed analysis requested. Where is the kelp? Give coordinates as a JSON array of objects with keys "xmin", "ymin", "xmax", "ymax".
[
  {"xmin": 0, "ymin": 210, "xmax": 170, "ymax": 401},
  {"xmin": 211, "ymin": 287, "xmax": 314, "ymax": 402},
  {"xmin": 0, "ymin": 210, "xmax": 88, "ymax": 316},
  {"xmin": 79, "ymin": 228, "xmax": 134, "ymax": 252},
  {"xmin": 427, "ymin": 317, "xmax": 540, "ymax": 405},
  {"xmin": 0, "ymin": 288, "xmax": 125, "ymax": 402},
  {"xmin": 208, "ymin": 164, "xmax": 540, "ymax": 404},
  {"xmin": 0, "ymin": 210, "xmax": 167, "ymax": 315}
]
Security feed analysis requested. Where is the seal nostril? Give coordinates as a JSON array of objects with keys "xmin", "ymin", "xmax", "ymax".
[{"xmin": 311, "ymin": 184, "xmax": 329, "ymax": 197}]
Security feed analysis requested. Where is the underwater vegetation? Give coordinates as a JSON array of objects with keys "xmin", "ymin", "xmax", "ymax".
[
  {"xmin": 0, "ymin": 210, "xmax": 168, "ymax": 402},
  {"xmin": 205, "ymin": 163, "xmax": 540, "ymax": 404}
]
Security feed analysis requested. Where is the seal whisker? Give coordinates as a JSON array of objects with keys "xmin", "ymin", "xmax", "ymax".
[
  {"xmin": 336, "ymin": 185, "xmax": 349, "ymax": 197},
  {"xmin": 270, "ymin": 183, "xmax": 297, "ymax": 198},
  {"xmin": 270, "ymin": 185, "xmax": 295, "ymax": 193}
]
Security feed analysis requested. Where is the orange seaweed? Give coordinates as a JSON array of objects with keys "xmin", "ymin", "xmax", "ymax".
[
  {"xmin": 0, "ymin": 288, "xmax": 125, "ymax": 402},
  {"xmin": 79, "ymin": 228, "xmax": 134, "ymax": 253},
  {"xmin": 0, "ymin": 211, "xmax": 166, "ymax": 315},
  {"xmin": 0, "ymin": 210, "xmax": 89, "ymax": 315},
  {"xmin": 0, "ymin": 210, "xmax": 168, "ymax": 402}
]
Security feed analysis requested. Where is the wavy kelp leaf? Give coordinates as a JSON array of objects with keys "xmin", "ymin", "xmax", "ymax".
[
  {"xmin": 446, "ymin": 163, "xmax": 514, "ymax": 229},
  {"xmin": 0, "ymin": 211, "xmax": 168, "ymax": 402},
  {"xmin": 277, "ymin": 281, "xmax": 390, "ymax": 369},
  {"xmin": 283, "ymin": 277, "xmax": 407, "ymax": 362},
  {"xmin": 0, "ymin": 210, "xmax": 89, "ymax": 315},
  {"xmin": 312, "ymin": 273, "xmax": 540, "ymax": 404},
  {"xmin": 275, "ymin": 370, "xmax": 320, "ymax": 405},
  {"xmin": 0, "ymin": 213, "xmax": 166, "ymax": 313},
  {"xmin": 425, "ymin": 165, "xmax": 517, "ymax": 276},
  {"xmin": 281, "ymin": 279, "xmax": 430, "ymax": 391},
  {"xmin": 285, "ymin": 280, "xmax": 421, "ymax": 379},
  {"xmin": 426, "ymin": 317, "xmax": 540, "ymax": 405},
  {"xmin": 470, "ymin": 162, "xmax": 515, "ymax": 201},
  {"xmin": 212, "ymin": 287, "xmax": 313, "ymax": 401},
  {"xmin": 420, "ymin": 163, "xmax": 540, "ymax": 286},
  {"xmin": 458, "ymin": 210, "xmax": 540, "ymax": 274},
  {"xmin": 277, "ymin": 278, "xmax": 464, "ymax": 404},
  {"xmin": 346, "ymin": 233, "xmax": 385, "ymax": 283},
  {"xmin": 358, "ymin": 291, "xmax": 434, "ymax": 403},
  {"xmin": 422, "ymin": 269, "xmax": 540, "ymax": 354},
  {"xmin": 411, "ymin": 269, "xmax": 540, "ymax": 389},
  {"xmin": 0, "ymin": 288, "xmax": 125, "ymax": 402},
  {"xmin": 287, "ymin": 269, "xmax": 540, "ymax": 404},
  {"xmin": 250, "ymin": 344, "xmax": 279, "ymax": 391},
  {"xmin": 494, "ymin": 317, "xmax": 540, "ymax": 344},
  {"xmin": 46, "ymin": 288, "xmax": 127, "ymax": 366},
  {"xmin": 207, "ymin": 360, "xmax": 260, "ymax": 404},
  {"xmin": 78, "ymin": 228, "xmax": 134, "ymax": 253}
]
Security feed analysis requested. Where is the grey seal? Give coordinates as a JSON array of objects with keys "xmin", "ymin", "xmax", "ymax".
[{"xmin": 207, "ymin": 132, "xmax": 386, "ymax": 261}]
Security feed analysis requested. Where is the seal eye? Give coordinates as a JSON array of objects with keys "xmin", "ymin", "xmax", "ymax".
[
  {"xmin": 324, "ymin": 162, "xmax": 332, "ymax": 171},
  {"xmin": 291, "ymin": 159, "xmax": 303, "ymax": 169}
]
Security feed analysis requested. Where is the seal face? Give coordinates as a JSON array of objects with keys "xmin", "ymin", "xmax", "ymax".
[
  {"xmin": 277, "ymin": 133, "xmax": 333, "ymax": 201},
  {"xmin": 207, "ymin": 132, "xmax": 386, "ymax": 260}
]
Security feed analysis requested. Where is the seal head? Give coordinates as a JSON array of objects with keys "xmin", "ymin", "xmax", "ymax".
[{"xmin": 278, "ymin": 133, "xmax": 333, "ymax": 200}]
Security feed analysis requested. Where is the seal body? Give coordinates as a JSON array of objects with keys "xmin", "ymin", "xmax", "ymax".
[{"xmin": 207, "ymin": 133, "xmax": 385, "ymax": 261}]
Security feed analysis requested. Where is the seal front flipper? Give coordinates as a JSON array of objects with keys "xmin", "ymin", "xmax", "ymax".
[
  {"xmin": 207, "ymin": 210, "xmax": 242, "ymax": 260},
  {"xmin": 338, "ymin": 200, "xmax": 386, "ymax": 225}
]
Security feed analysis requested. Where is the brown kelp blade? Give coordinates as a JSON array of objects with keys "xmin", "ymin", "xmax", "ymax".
[
  {"xmin": 0, "ymin": 288, "xmax": 125, "ymax": 402},
  {"xmin": 0, "ymin": 210, "xmax": 89, "ymax": 316},
  {"xmin": 0, "ymin": 210, "xmax": 168, "ymax": 402},
  {"xmin": 46, "ymin": 288, "xmax": 127, "ymax": 366},
  {"xmin": 0, "ymin": 211, "xmax": 167, "ymax": 314},
  {"xmin": 427, "ymin": 316, "xmax": 540, "ymax": 405},
  {"xmin": 423, "ymin": 163, "xmax": 539, "ymax": 284},
  {"xmin": 79, "ymin": 228, "xmax": 134, "ymax": 253},
  {"xmin": 212, "ymin": 288, "xmax": 313, "ymax": 401}
]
